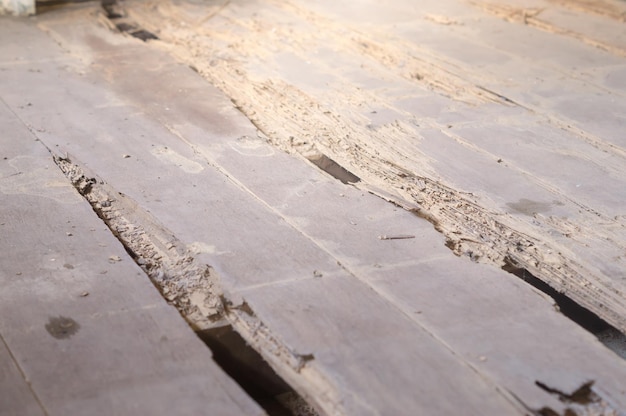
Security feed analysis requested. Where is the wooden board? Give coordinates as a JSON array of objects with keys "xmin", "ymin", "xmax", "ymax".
[
  {"xmin": 2, "ymin": 6, "xmax": 624, "ymax": 415},
  {"xmin": 114, "ymin": 0, "xmax": 626, "ymax": 335},
  {"xmin": 0, "ymin": 334, "xmax": 45, "ymax": 416},
  {"xmin": 0, "ymin": 77, "xmax": 262, "ymax": 415}
]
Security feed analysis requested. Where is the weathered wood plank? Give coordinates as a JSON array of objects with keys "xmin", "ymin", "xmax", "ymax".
[
  {"xmin": 230, "ymin": 275, "xmax": 528, "ymax": 416},
  {"xmin": 468, "ymin": 0, "xmax": 626, "ymax": 56},
  {"xmin": 0, "ymin": 18, "xmax": 532, "ymax": 415},
  {"xmin": 0, "ymin": 101, "xmax": 262, "ymax": 414},
  {"xmin": 110, "ymin": 0, "xmax": 626, "ymax": 334},
  {"xmin": 195, "ymin": 122, "xmax": 626, "ymax": 412},
  {"xmin": 0, "ymin": 334, "xmax": 45, "ymax": 416},
  {"xmin": 8, "ymin": 7, "xmax": 626, "ymax": 416}
]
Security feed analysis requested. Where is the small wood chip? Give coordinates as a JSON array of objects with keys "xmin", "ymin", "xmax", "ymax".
[{"xmin": 108, "ymin": 255, "xmax": 122, "ymax": 263}]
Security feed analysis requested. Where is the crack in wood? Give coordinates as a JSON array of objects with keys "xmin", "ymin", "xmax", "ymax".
[
  {"xmin": 114, "ymin": 0, "xmax": 626, "ymax": 334},
  {"xmin": 365, "ymin": 176, "xmax": 626, "ymax": 334},
  {"xmin": 50, "ymin": 151, "xmax": 326, "ymax": 415},
  {"xmin": 225, "ymin": 301, "xmax": 315, "ymax": 374},
  {"xmin": 52, "ymin": 153, "xmax": 223, "ymax": 329},
  {"xmin": 224, "ymin": 299, "xmax": 337, "ymax": 416}
]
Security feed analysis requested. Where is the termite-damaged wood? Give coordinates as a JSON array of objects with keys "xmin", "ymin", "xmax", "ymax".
[
  {"xmin": 117, "ymin": 0, "xmax": 626, "ymax": 334},
  {"xmin": 0, "ymin": 97, "xmax": 263, "ymax": 415},
  {"xmin": 3, "ymin": 5, "xmax": 626, "ymax": 416},
  {"xmin": 52, "ymin": 154, "xmax": 225, "ymax": 330}
]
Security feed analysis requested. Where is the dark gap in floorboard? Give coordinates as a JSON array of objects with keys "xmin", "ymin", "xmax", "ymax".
[
  {"xmin": 115, "ymin": 22, "xmax": 135, "ymax": 32},
  {"xmin": 502, "ymin": 261, "xmax": 626, "ymax": 360},
  {"xmin": 49, "ymin": 152, "xmax": 317, "ymax": 415},
  {"xmin": 128, "ymin": 29, "xmax": 158, "ymax": 41},
  {"xmin": 101, "ymin": 0, "xmax": 158, "ymax": 40},
  {"xmin": 307, "ymin": 154, "xmax": 360, "ymax": 184},
  {"xmin": 406, "ymin": 199, "xmax": 626, "ymax": 361},
  {"xmin": 197, "ymin": 325, "xmax": 318, "ymax": 416},
  {"xmin": 101, "ymin": 0, "xmax": 123, "ymax": 18},
  {"xmin": 35, "ymin": 0, "xmax": 97, "ymax": 14}
]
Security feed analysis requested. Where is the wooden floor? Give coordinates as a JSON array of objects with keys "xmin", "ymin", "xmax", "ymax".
[{"xmin": 1, "ymin": 1, "xmax": 626, "ymax": 415}]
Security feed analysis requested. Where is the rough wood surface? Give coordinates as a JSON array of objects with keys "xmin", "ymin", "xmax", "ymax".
[
  {"xmin": 2, "ymin": 2, "xmax": 626, "ymax": 416},
  {"xmin": 117, "ymin": 0, "xmax": 626, "ymax": 335},
  {"xmin": 0, "ymin": 36, "xmax": 263, "ymax": 414}
]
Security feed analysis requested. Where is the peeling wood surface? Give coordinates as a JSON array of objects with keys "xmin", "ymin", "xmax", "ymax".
[{"xmin": 1, "ymin": 2, "xmax": 626, "ymax": 416}]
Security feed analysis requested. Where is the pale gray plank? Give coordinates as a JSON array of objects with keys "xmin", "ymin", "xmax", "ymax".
[
  {"xmin": 205, "ymin": 129, "xmax": 626, "ymax": 412},
  {"xmin": 233, "ymin": 275, "xmax": 526, "ymax": 416},
  {"xmin": 0, "ymin": 335, "xmax": 45, "ymax": 416},
  {"xmin": 106, "ymin": 0, "xmax": 626, "ymax": 332},
  {"xmin": 0, "ymin": 14, "xmax": 528, "ymax": 414},
  {"xmin": 469, "ymin": 0, "xmax": 626, "ymax": 55},
  {"xmin": 4, "ymin": 8, "xmax": 626, "ymax": 416},
  {"xmin": 0, "ymin": 101, "xmax": 262, "ymax": 415}
]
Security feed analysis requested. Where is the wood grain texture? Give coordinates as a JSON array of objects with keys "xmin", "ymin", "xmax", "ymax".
[
  {"xmin": 2, "ymin": 4, "xmax": 626, "ymax": 416},
  {"xmin": 0, "ymin": 87, "xmax": 262, "ymax": 415},
  {"xmin": 114, "ymin": 0, "xmax": 626, "ymax": 334}
]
